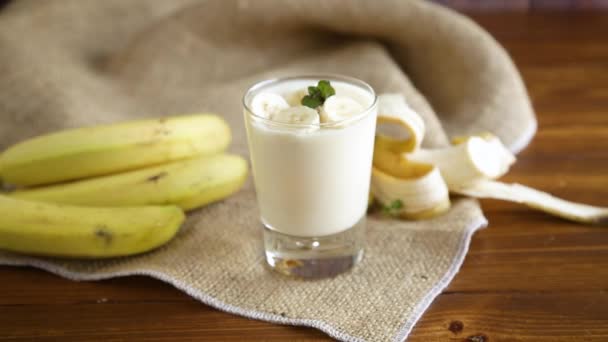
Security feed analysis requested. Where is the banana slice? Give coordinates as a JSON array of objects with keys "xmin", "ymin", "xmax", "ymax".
[
  {"xmin": 320, "ymin": 95, "xmax": 364, "ymax": 123},
  {"xmin": 270, "ymin": 106, "xmax": 320, "ymax": 125},
  {"xmin": 452, "ymin": 133, "xmax": 516, "ymax": 170},
  {"xmin": 377, "ymin": 94, "xmax": 426, "ymax": 152},
  {"xmin": 372, "ymin": 165, "xmax": 450, "ymax": 219},
  {"xmin": 251, "ymin": 93, "xmax": 289, "ymax": 118},
  {"xmin": 286, "ymin": 89, "xmax": 308, "ymax": 107},
  {"xmin": 407, "ymin": 136, "xmax": 516, "ymax": 188}
]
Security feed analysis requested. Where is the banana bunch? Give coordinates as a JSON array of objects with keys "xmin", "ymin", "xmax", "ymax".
[
  {"xmin": 371, "ymin": 94, "xmax": 608, "ymax": 225},
  {"xmin": 0, "ymin": 114, "xmax": 248, "ymax": 258}
]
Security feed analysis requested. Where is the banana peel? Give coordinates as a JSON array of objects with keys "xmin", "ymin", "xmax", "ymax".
[
  {"xmin": 373, "ymin": 94, "xmax": 608, "ymax": 226},
  {"xmin": 371, "ymin": 166, "xmax": 450, "ymax": 219},
  {"xmin": 372, "ymin": 94, "xmax": 450, "ymax": 219},
  {"xmin": 454, "ymin": 180, "xmax": 608, "ymax": 226}
]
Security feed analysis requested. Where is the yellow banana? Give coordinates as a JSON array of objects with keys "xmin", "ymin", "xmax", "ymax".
[
  {"xmin": 371, "ymin": 166, "xmax": 450, "ymax": 220},
  {"xmin": 373, "ymin": 93, "xmax": 607, "ymax": 225},
  {"xmin": 11, "ymin": 154, "xmax": 248, "ymax": 211},
  {"xmin": 0, "ymin": 114, "xmax": 231, "ymax": 186},
  {"xmin": 0, "ymin": 195, "xmax": 185, "ymax": 258},
  {"xmin": 372, "ymin": 95, "xmax": 450, "ymax": 219}
]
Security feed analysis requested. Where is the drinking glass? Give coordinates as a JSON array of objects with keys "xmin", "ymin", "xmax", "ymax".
[{"xmin": 243, "ymin": 75, "xmax": 378, "ymax": 278}]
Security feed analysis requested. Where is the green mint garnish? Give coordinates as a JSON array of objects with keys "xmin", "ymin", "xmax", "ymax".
[
  {"xmin": 301, "ymin": 94, "xmax": 323, "ymax": 108},
  {"xmin": 382, "ymin": 199, "xmax": 404, "ymax": 216},
  {"xmin": 317, "ymin": 80, "xmax": 335, "ymax": 98},
  {"xmin": 308, "ymin": 86, "xmax": 321, "ymax": 98},
  {"xmin": 301, "ymin": 80, "xmax": 335, "ymax": 109}
]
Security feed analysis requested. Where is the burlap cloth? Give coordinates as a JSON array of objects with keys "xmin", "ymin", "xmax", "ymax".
[{"xmin": 0, "ymin": 1, "xmax": 535, "ymax": 341}]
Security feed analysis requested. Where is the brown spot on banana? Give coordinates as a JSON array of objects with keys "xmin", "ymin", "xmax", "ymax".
[
  {"xmin": 0, "ymin": 179, "xmax": 15, "ymax": 192},
  {"xmin": 146, "ymin": 172, "xmax": 168, "ymax": 183},
  {"xmin": 95, "ymin": 226, "xmax": 113, "ymax": 246}
]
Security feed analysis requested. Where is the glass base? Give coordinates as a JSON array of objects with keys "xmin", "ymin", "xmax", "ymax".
[{"xmin": 263, "ymin": 215, "xmax": 365, "ymax": 279}]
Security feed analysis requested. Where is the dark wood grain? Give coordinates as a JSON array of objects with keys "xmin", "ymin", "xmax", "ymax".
[
  {"xmin": 434, "ymin": 0, "xmax": 608, "ymax": 11},
  {"xmin": 1, "ymin": 11, "xmax": 608, "ymax": 342}
]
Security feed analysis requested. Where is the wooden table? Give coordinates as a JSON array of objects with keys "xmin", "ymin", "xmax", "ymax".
[{"xmin": 1, "ymin": 11, "xmax": 607, "ymax": 342}]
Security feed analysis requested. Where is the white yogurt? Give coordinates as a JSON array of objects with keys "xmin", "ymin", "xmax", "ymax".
[{"xmin": 244, "ymin": 78, "xmax": 377, "ymax": 237}]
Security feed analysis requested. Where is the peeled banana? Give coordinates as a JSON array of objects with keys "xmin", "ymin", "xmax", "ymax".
[
  {"xmin": 373, "ymin": 93, "xmax": 608, "ymax": 226},
  {"xmin": 0, "ymin": 114, "xmax": 231, "ymax": 186},
  {"xmin": 11, "ymin": 154, "xmax": 248, "ymax": 211},
  {"xmin": 407, "ymin": 134, "xmax": 516, "ymax": 188},
  {"xmin": 372, "ymin": 94, "xmax": 450, "ymax": 218},
  {"xmin": 0, "ymin": 195, "xmax": 185, "ymax": 258},
  {"xmin": 371, "ymin": 166, "xmax": 450, "ymax": 219}
]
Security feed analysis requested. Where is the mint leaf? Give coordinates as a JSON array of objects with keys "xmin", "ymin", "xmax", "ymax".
[
  {"xmin": 317, "ymin": 80, "xmax": 335, "ymax": 98},
  {"xmin": 382, "ymin": 199, "xmax": 404, "ymax": 216},
  {"xmin": 301, "ymin": 95, "xmax": 322, "ymax": 109},
  {"xmin": 308, "ymin": 86, "xmax": 321, "ymax": 98},
  {"xmin": 301, "ymin": 80, "xmax": 336, "ymax": 109},
  {"xmin": 390, "ymin": 199, "xmax": 403, "ymax": 210}
]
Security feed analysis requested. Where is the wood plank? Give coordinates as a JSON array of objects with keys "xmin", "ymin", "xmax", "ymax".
[
  {"xmin": 451, "ymin": 220, "xmax": 608, "ymax": 292},
  {"xmin": 468, "ymin": 12, "xmax": 608, "ymax": 42},
  {"xmin": 0, "ymin": 267, "xmax": 189, "ymax": 306},
  {"xmin": 1, "ymin": 271, "xmax": 607, "ymax": 341},
  {"xmin": 410, "ymin": 292, "xmax": 608, "ymax": 341},
  {"xmin": 0, "ymin": 301, "xmax": 330, "ymax": 341}
]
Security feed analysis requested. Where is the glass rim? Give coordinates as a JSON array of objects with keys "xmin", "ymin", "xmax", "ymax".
[{"xmin": 242, "ymin": 74, "xmax": 378, "ymax": 128}]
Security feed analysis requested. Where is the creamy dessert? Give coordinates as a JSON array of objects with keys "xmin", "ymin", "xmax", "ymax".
[{"xmin": 244, "ymin": 77, "xmax": 377, "ymax": 237}]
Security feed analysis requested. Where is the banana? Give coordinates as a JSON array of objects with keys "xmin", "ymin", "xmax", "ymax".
[
  {"xmin": 0, "ymin": 195, "xmax": 185, "ymax": 258},
  {"xmin": 251, "ymin": 92, "xmax": 290, "ymax": 118},
  {"xmin": 372, "ymin": 166, "xmax": 450, "ymax": 219},
  {"xmin": 407, "ymin": 135, "xmax": 516, "ymax": 188},
  {"xmin": 451, "ymin": 132, "xmax": 495, "ymax": 145},
  {"xmin": 454, "ymin": 180, "xmax": 608, "ymax": 226},
  {"xmin": 371, "ymin": 94, "xmax": 450, "ymax": 219},
  {"xmin": 286, "ymin": 89, "xmax": 308, "ymax": 107},
  {"xmin": 372, "ymin": 93, "xmax": 607, "ymax": 225},
  {"xmin": 320, "ymin": 95, "xmax": 364, "ymax": 123},
  {"xmin": 374, "ymin": 94, "xmax": 425, "ymax": 152},
  {"xmin": 0, "ymin": 114, "xmax": 231, "ymax": 187},
  {"xmin": 11, "ymin": 154, "xmax": 248, "ymax": 211},
  {"xmin": 270, "ymin": 106, "xmax": 320, "ymax": 125},
  {"xmin": 445, "ymin": 133, "xmax": 608, "ymax": 225},
  {"xmin": 451, "ymin": 132, "xmax": 517, "ymax": 170}
]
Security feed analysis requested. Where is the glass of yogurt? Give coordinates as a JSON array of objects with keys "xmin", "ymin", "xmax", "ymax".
[{"xmin": 243, "ymin": 75, "xmax": 377, "ymax": 278}]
